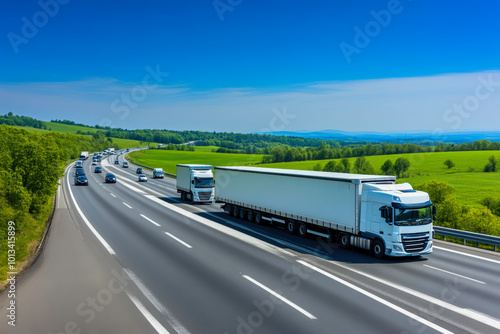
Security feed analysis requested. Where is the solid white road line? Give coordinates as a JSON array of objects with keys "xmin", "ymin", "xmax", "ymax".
[
  {"xmin": 125, "ymin": 292, "xmax": 171, "ymax": 334},
  {"xmin": 297, "ymin": 260, "xmax": 453, "ymax": 334},
  {"xmin": 423, "ymin": 265, "xmax": 485, "ymax": 284},
  {"xmin": 123, "ymin": 202, "xmax": 133, "ymax": 209},
  {"xmin": 434, "ymin": 246, "xmax": 500, "ymax": 265},
  {"xmin": 305, "ymin": 259, "xmax": 500, "ymax": 331},
  {"xmin": 243, "ymin": 275, "xmax": 316, "ymax": 320},
  {"xmin": 110, "ymin": 193, "xmax": 116, "ymax": 198},
  {"xmin": 164, "ymin": 232, "xmax": 192, "ymax": 249},
  {"xmin": 140, "ymin": 214, "xmax": 161, "ymax": 227},
  {"xmin": 65, "ymin": 165, "xmax": 116, "ymax": 255}
]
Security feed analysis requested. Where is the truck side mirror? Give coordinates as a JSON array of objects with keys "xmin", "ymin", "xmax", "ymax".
[
  {"xmin": 432, "ymin": 205, "xmax": 437, "ymax": 221},
  {"xmin": 380, "ymin": 206, "xmax": 393, "ymax": 223}
]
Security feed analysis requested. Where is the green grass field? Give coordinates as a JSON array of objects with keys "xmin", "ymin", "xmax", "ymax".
[
  {"xmin": 128, "ymin": 149, "xmax": 264, "ymax": 175},
  {"xmin": 16, "ymin": 123, "xmax": 159, "ymax": 149},
  {"xmin": 257, "ymin": 150, "xmax": 500, "ymax": 208}
]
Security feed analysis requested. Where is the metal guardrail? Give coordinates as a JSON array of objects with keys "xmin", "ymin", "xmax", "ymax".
[{"xmin": 434, "ymin": 226, "xmax": 500, "ymax": 251}]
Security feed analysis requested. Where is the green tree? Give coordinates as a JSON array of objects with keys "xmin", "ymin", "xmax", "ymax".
[
  {"xmin": 444, "ymin": 159, "xmax": 455, "ymax": 169},
  {"xmin": 340, "ymin": 158, "xmax": 351, "ymax": 173},
  {"xmin": 394, "ymin": 157, "xmax": 410, "ymax": 177},
  {"xmin": 354, "ymin": 156, "xmax": 375, "ymax": 174},
  {"xmin": 312, "ymin": 163, "xmax": 322, "ymax": 171},
  {"xmin": 480, "ymin": 197, "xmax": 500, "ymax": 217},
  {"xmin": 414, "ymin": 180, "xmax": 455, "ymax": 205},
  {"xmin": 380, "ymin": 159, "xmax": 394, "ymax": 175},
  {"xmin": 484, "ymin": 155, "xmax": 499, "ymax": 172},
  {"xmin": 323, "ymin": 161, "xmax": 337, "ymax": 172}
]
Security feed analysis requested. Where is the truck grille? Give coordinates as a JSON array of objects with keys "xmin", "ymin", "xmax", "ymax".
[
  {"xmin": 401, "ymin": 233, "xmax": 430, "ymax": 253},
  {"xmin": 198, "ymin": 191, "xmax": 212, "ymax": 201}
]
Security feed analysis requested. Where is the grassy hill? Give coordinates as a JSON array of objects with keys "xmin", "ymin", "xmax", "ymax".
[
  {"xmin": 256, "ymin": 150, "xmax": 500, "ymax": 207},
  {"xmin": 128, "ymin": 149, "xmax": 264, "ymax": 175}
]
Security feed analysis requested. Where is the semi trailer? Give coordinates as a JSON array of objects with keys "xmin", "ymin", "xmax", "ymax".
[
  {"xmin": 215, "ymin": 166, "xmax": 435, "ymax": 258},
  {"xmin": 177, "ymin": 164, "xmax": 215, "ymax": 203}
]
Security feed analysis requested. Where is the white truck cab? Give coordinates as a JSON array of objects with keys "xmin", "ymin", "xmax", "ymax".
[{"xmin": 177, "ymin": 164, "xmax": 214, "ymax": 203}]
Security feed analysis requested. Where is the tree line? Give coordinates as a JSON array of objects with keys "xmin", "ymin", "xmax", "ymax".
[{"xmin": 0, "ymin": 125, "xmax": 113, "ymax": 280}]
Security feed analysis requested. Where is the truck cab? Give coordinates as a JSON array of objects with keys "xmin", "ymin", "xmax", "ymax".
[
  {"xmin": 360, "ymin": 183, "xmax": 434, "ymax": 257},
  {"xmin": 177, "ymin": 164, "xmax": 214, "ymax": 203}
]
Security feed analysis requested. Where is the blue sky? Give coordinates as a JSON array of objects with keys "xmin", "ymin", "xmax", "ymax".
[{"xmin": 1, "ymin": 0, "xmax": 500, "ymax": 133}]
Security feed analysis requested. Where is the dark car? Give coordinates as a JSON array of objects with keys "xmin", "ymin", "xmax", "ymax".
[
  {"xmin": 75, "ymin": 169, "xmax": 85, "ymax": 177},
  {"xmin": 136, "ymin": 167, "xmax": 143, "ymax": 174},
  {"xmin": 94, "ymin": 166, "xmax": 102, "ymax": 173},
  {"xmin": 114, "ymin": 160, "xmax": 119, "ymax": 164},
  {"xmin": 75, "ymin": 161, "xmax": 83, "ymax": 168},
  {"xmin": 105, "ymin": 173, "xmax": 116, "ymax": 183},
  {"xmin": 74, "ymin": 175, "xmax": 88, "ymax": 186}
]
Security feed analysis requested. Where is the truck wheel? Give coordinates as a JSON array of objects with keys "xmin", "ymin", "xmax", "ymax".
[
  {"xmin": 254, "ymin": 212, "xmax": 263, "ymax": 225},
  {"xmin": 226, "ymin": 204, "xmax": 233, "ymax": 215},
  {"xmin": 297, "ymin": 222, "xmax": 307, "ymax": 237},
  {"xmin": 238, "ymin": 208, "xmax": 246, "ymax": 220},
  {"xmin": 232, "ymin": 206, "xmax": 239, "ymax": 217},
  {"xmin": 286, "ymin": 220, "xmax": 297, "ymax": 234},
  {"xmin": 181, "ymin": 192, "xmax": 186, "ymax": 201},
  {"xmin": 372, "ymin": 239, "xmax": 385, "ymax": 259},
  {"xmin": 246, "ymin": 210, "xmax": 254, "ymax": 222},
  {"xmin": 339, "ymin": 233, "xmax": 350, "ymax": 248}
]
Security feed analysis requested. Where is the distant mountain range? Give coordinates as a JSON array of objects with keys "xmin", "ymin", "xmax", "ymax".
[{"xmin": 256, "ymin": 130, "xmax": 500, "ymax": 144}]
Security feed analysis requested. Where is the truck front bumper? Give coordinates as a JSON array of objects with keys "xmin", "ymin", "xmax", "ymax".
[{"xmin": 386, "ymin": 241, "xmax": 433, "ymax": 257}]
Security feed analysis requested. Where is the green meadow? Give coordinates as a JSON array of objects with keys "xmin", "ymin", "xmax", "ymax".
[
  {"xmin": 127, "ymin": 146, "xmax": 500, "ymax": 208},
  {"xmin": 128, "ymin": 148, "xmax": 264, "ymax": 175},
  {"xmin": 258, "ymin": 150, "xmax": 500, "ymax": 208}
]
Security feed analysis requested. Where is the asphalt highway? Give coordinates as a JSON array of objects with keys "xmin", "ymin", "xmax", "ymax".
[{"xmin": 1, "ymin": 149, "xmax": 499, "ymax": 334}]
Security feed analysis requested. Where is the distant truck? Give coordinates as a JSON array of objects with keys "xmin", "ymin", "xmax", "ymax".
[
  {"xmin": 153, "ymin": 168, "xmax": 164, "ymax": 179},
  {"xmin": 79, "ymin": 151, "xmax": 89, "ymax": 160},
  {"xmin": 177, "ymin": 164, "xmax": 215, "ymax": 203},
  {"xmin": 106, "ymin": 148, "xmax": 115, "ymax": 154},
  {"xmin": 215, "ymin": 167, "xmax": 435, "ymax": 258}
]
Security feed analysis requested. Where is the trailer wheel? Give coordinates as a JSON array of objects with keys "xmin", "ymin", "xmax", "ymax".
[
  {"xmin": 297, "ymin": 222, "xmax": 307, "ymax": 237},
  {"xmin": 254, "ymin": 212, "xmax": 263, "ymax": 225},
  {"xmin": 372, "ymin": 239, "xmax": 385, "ymax": 259},
  {"xmin": 246, "ymin": 210, "xmax": 254, "ymax": 222},
  {"xmin": 232, "ymin": 205, "xmax": 239, "ymax": 217},
  {"xmin": 286, "ymin": 220, "xmax": 297, "ymax": 234},
  {"xmin": 339, "ymin": 233, "xmax": 350, "ymax": 248},
  {"xmin": 226, "ymin": 204, "xmax": 232, "ymax": 215},
  {"xmin": 238, "ymin": 208, "xmax": 246, "ymax": 220}
]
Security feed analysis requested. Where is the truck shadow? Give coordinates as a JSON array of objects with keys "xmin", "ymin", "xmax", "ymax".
[{"xmin": 156, "ymin": 196, "xmax": 429, "ymax": 265}]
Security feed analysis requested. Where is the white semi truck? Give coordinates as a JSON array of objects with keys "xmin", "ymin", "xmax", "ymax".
[
  {"xmin": 79, "ymin": 151, "xmax": 89, "ymax": 160},
  {"xmin": 215, "ymin": 166, "xmax": 435, "ymax": 258},
  {"xmin": 177, "ymin": 164, "xmax": 215, "ymax": 203}
]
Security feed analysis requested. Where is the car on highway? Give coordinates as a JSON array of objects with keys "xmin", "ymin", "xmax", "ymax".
[
  {"xmin": 138, "ymin": 174, "xmax": 147, "ymax": 182},
  {"xmin": 136, "ymin": 167, "xmax": 143, "ymax": 174},
  {"xmin": 75, "ymin": 169, "xmax": 85, "ymax": 177},
  {"xmin": 105, "ymin": 173, "xmax": 116, "ymax": 183},
  {"xmin": 92, "ymin": 161, "xmax": 97, "ymax": 165},
  {"xmin": 75, "ymin": 161, "xmax": 83, "ymax": 168},
  {"xmin": 114, "ymin": 160, "xmax": 119, "ymax": 164},
  {"xmin": 94, "ymin": 166, "xmax": 102, "ymax": 173},
  {"xmin": 74, "ymin": 175, "xmax": 88, "ymax": 186},
  {"xmin": 123, "ymin": 161, "xmax": 129, "ymax": 168}
]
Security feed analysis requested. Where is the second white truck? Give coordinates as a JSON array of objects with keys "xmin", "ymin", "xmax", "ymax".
[
  {"xmin": 215, "ymin": 166, "xmax": 435, "ymax": 258},
  {"xmin": 177, "ymin": 164, "xmax": 215, "ymax": 203}
]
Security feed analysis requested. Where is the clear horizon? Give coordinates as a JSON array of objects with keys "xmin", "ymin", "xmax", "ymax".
[{"xmin": 2, "ymin": 0, "xmax": 500, "ymax": 133}]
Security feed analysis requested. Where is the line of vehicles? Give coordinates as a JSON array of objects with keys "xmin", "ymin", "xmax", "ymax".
[{"xmin": 74, "ymin": 149, "xmax": 435, "ymax": 258}]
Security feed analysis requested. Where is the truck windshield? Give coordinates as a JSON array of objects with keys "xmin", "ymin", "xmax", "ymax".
[
  {"xmin": 194, "ymin": 178, "xmax": 214, "ymax": 188},
  {"xmin": 394, "ymin": 206, "xmax": 432, "ymax": 226}
]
